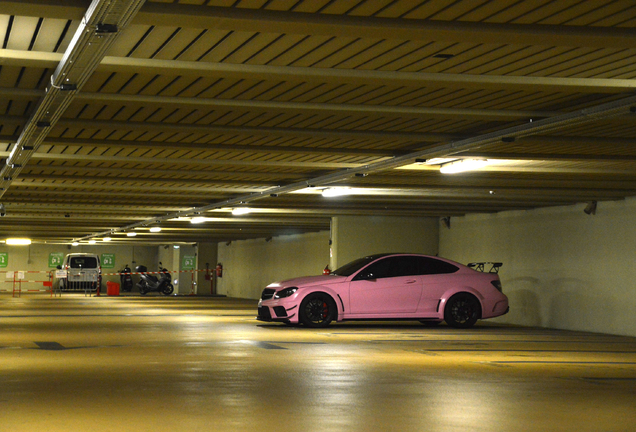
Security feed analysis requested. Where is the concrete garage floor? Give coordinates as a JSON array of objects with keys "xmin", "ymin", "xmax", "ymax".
[{"xmin": 1, "ymin": 296, "xmax": 635, "ymax": 432}]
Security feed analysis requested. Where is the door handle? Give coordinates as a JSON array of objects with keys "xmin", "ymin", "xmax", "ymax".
[{"xmin": 405, "ymin": 279, "xmax": 417, "ymax": 284}]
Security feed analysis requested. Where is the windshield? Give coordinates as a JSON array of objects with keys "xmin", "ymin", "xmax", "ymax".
[
  {"xmin": 70, "ymin": 257, "xmax": 98, "ymax": 268},
  {"xmin": 331, "ymin": 256, "xmax": 377, "ymax": 277}
]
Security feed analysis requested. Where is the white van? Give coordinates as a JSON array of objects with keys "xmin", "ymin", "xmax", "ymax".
[{"xmin": 59, "ymin": 253, "xmax": 102, "ymax": 291}]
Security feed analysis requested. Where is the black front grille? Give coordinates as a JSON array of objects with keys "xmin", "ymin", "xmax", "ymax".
[
  {"xmin": 273, "ymin": 306, "xmax": 287, "ymax": 318},
  {"xmin": 258, "ymin": 306, "xmax": 272, "ymax": 320},
  {"xmin": 261, "ymin": 288, "xmax": 276, "ymax": 300}
]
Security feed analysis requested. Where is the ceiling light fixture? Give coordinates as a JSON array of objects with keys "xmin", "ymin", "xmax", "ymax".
[
  {"xmin": 322, "ymin": 187, "xmax": 352, "ymax": 197},
  {"xmin": 231, "ymin": 208, "xmax": 251, "ymax": 216},
  {"xmin": 103, "ymin": 237, "xmax": 112, "ymax": 242},
  {"xmin": 72, "ymin": 242, "xmax": 79, "ymax": 246},
  {"xmin": 191, "ymin": 217, "xmax": 206, "ymax": 224},
  {"xmin": 6, "ymin": 238, "xmax": 31, "ymax": 245},
  {"xmin": 439, "ymin": 159, "xmax": 491, "ymax": 174},
  {"xmin": 149, "ymin": 227, "xmax": 161, "ymax": 232},
  {"xmin": 126, "ymin": 232, "xmax": 137, "ymax": 237},
  {"xmin": 88, "ymin": 239, "xmax": 96, "ymax": 245}
]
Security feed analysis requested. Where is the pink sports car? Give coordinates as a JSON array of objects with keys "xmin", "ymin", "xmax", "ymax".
[{"xmin": 257, "ymin": 253, "xmax": 509, "ymax": 328}]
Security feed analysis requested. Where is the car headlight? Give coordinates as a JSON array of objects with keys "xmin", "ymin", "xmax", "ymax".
[{"xmin": 274, "ymin": 287, "xmax": 298, "ymax": 299}]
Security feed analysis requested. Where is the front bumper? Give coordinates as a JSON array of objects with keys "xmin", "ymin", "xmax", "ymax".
[{"xmin": 256, "ymin": 301, "xmax": 298, "ymax": 323}]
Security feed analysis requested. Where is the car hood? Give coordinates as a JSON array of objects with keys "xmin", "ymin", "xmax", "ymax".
[{"xmin": 268, "ymin": 274, "xmax": 346, "ymax": 288}]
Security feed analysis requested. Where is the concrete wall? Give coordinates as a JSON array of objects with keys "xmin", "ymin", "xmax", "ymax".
[
  {"xmin": 439, "ymin": 197, "xmax": 636, "ymax": 337},
  {"xmin": 216, "ymin": 231, "xmax": 330, "ymax": 300},
  {"xmin": 331, "ymin": 216, "xmax": 439, "ymax": 268}
]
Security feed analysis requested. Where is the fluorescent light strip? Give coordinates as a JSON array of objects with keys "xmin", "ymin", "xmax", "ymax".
[
  {"xmin": 232, "ymin": 208, "xmax": 251, "ymax": 215},
  {"xmin": 440, "ymin": 159, "xmax": 491, "ymax": 174},
  {"xmin": 6, "ymin": 238, "xmax": 31, "ymax": 245},
  {"xmin": 322, "ymin": 187, "xmax": 352, "ymax": 197}
]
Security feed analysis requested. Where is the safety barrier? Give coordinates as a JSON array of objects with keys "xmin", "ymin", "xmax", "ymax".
[
  {"xmin": 1, "ymin": 271, "xmax": 55, "ymax": 298},
  {"xmin": 0, "ymin": 268, "xmax": 215, "ymax": 297}
]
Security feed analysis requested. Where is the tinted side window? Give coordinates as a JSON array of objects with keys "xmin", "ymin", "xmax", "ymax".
[
  {"xmin": 417, "ymin": 257, "xmax": 458, "ymax": 275},
  {"xmin": 353, "ymin": 256, "xmax": 421, "ymax": 280}
]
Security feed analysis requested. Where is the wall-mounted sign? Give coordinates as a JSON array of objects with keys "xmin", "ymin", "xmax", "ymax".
[
  {"xmin": 182, "ymin": 255, "xmax": 195, "ymax": 270},
  {"xmin": 0, "ymin": 252, "xmax": 7, "ymax": 268},
  {"xmin": 101, "ymin": 253, "xmax": 115, "ymax": 269},
  {"xmin": 49, "ymin": 252, "xmax": 64, "ymax": 268}
]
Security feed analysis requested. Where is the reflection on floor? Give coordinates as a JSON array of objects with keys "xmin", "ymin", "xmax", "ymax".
[{"xmin": 1, "ymin": 295, "xmax": 635, "ymax": 432}]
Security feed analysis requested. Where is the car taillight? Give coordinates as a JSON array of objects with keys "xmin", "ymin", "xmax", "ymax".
[{"xmin": 491, "ymin": 280, "xmax": 502, "ymax": 292}]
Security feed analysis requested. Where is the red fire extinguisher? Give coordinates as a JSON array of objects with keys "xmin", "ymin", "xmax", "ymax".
[
  {"xmin": 323, "ymin": 265, "xmax": 331, "ymax": 275},
  {"xmin": 216, "ymin": 263, "xmax": 223, "ymax": 278}
]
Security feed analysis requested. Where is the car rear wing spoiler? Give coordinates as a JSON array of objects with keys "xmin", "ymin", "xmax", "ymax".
[{"xmin": 467, "ymin": 262, "xmax": 502, "ymax": 274}]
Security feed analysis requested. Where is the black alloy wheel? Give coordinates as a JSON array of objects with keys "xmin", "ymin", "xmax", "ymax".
[
  {"xmin": 299, "ymin": 293, "xmax": 336, "ymax": 328},
  {"xmin": 444, "ymin": 293, "xmax": 481, "ymax": 328}
]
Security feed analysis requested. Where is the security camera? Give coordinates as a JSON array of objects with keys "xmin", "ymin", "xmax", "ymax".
[{"xmin": 0, "ymin": 203, "xmax": 5, "ymax": 217}]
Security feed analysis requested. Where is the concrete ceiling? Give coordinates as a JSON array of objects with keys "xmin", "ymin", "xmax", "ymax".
[{"xmin": 1, "ymin": 0, "xmax": 636, "ymax": 245}]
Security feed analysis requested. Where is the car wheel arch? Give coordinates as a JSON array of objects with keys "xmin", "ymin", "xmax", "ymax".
[
  {"xmin": 439, "ymin": 288, "xmax": 484, "ymax": 317},
  {"xmin": 298, "ymin": 290, "xmax": 341, "ymax": 321},
  {"xmin": 443, "ymin": 292, "xmax": 483, "ymax": 329}
]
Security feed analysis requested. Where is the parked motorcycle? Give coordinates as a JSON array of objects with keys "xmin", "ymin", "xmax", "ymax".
[
  {"xmin": 135, "ymin": 262, "xmax": 174, "ymax": 296},
  {"xmin": 119, "ymin": 264, "xmax": 134, "ymax": 292}
]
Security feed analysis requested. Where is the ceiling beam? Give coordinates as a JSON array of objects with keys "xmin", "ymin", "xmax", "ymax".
[
  {"xmin": 0, "ymin": 114, "xmax": 458, "ymax": 143},
  {"xmin": 0, "ymin": 85, "xmax": 551, "ymax": 120},
  {"xmin": 136, "ymin": 3, "xmax": 636, "ymax": 50},
  {"xmin": 0, "ymin": 151, "xmax": 368, "ymax": 169},
  {"xmin": 3, "ymin": 49, "xmax": 636, "ymax": 94},
  {"xmin": 54, "ymin": 117, "xmax": 455, "ymax": 143},
  {"xmin": 5, "ymin": 132, "xmax": 636, "ymax": 162},
  {"xmin": 23, "ymin": 173, "xmax": 636, "ymax": 191},
  {"xmin": 457, "ymin": 152, "xmax": 636, "ymax": 162},
  {"xmin": 83, "ymin": 91, "xmax": 549, "ymax": 120},
  {"xmin": 13, "ymin": 179, "xmax": 630, "ymax": 200},
  {"xmin": 38, "ymin": 136, "xmax": 401, "ymax": 157},
  {"xmin": 3, "ymin": 1, "xmax": 636, "ymax": 50},
  {"xmin": 0, "ymin": 0, "xmax": 86, "ymax": 19},
  {"xmin": 18, "ymin": 165, "xmax": 306, "ymax": 180},
  {"xmin": 98, "ymin": 56, "xmax": 636, "ymax": 94}
]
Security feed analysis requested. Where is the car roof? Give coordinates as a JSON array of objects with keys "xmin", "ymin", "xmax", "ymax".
[{"xmin": 363, "ymin": 253, "xmax": 437, "ymax": 259}]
